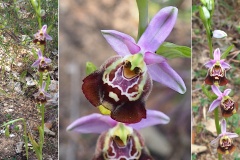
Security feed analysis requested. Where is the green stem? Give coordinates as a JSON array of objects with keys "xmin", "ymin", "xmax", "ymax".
[
  {"xmin": 23, "ymin": 119, "xmax": 29, "ymax": 160},
  {"xmin": 136, "ymin": 0, "xmax": 148, "ymax": 41},
  {"xmin": 214, "ymin": 108, "xmax": 222, "ymax": 160},
  {"xmin": 38, "ymin": 0, "xmax": 42, "ymax": 28},
  {"xmin": 214, "ymin": 108, "xmax": 221, "ymax": 134},
  {"xmin": 218, "ymin": 153, "xmax": 222, "ymax": 160},
  {"xmin": 39, "ymin": 72, "xmax": 43, "ymax": 87},
  {"xmin": 207, "ymin": 35, "xmax": 213, "ymax": 59}
]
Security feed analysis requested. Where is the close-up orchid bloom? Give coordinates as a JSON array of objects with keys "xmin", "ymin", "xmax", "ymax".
[
  {"xmin": 33, "ymin": 24, "xmax": 52, "ymax": 45},
  {"xmin": 33, "ymin": 82, "xmax": 51, "ymax": 104},
  {"xmin": 82, "ymin": 6, "xmax": 186, "ymax": 124},
  {"xmin": 67, "ymin": 110, "xmax": 169, "ymax": 160},
  {"xmin": 32, "ymin": 50, "xmax": 52, "ymax": 72},
  {"xmin": 208, "ymin": 85, "xmax": 238, "ymax": 117},
  {"xmin": 211, "ymin": 119, "xmax": 238, "ymax": 155},
  {"xmin": 101, "ymin": 6, "xmax": 186, "ymax": 94},
  {"xmin": 204, "ymin": 48, "xmax": 230, "ymax": 86}
]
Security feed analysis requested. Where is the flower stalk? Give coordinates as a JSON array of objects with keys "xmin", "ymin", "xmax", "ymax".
[{"xmin": 136, "ymin": 0, "xmax": 148, "ymax": 41}]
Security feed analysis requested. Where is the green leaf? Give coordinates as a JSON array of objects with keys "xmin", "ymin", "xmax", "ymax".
[
  {"xmin": 45, "ymin": 73, "xmax": 51, "ymax": 91},
  {"xmin": 235, "ymin": 127, "xmax": 240, "ymax": 135},
  {"xmin": 20, "ymin": 70, "xmax": 27, "ymax": 83},
  {"xmin": 86, "ymin": 62, "xmax": 97, "ymax": 75},
  {"xmin": 38, "ymin": 127, "xmax": 44, "ymax": 147},
  {"xmin": 0, "ymin": 88, "xmax": 7, "ymax": 95},
  {"xmin": 1, "ymin": 118, "xmax": 24, "ymax": 127},
  {"xmin": 5, "ymin": 125, "xmax": 10, "ymax": 138},
  {"xmin": 156, "ymin": 42, "xmax": 191, "ymax": 59},
  {"xmin": 221, "ymin": 45, "xmax": 234, "ymax": 59},
  {"xmin": 28, "ymin": 133, "xmax": 40, "ymax": 154}
]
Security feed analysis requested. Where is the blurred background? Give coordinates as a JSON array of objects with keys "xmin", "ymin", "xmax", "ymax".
[
  {"xmin": 192, "ymin": 0, "xmax": 240, "ymax": 159},
  {"xmin": 59, "ymin": 0, "xmax": 191, "ymax": 159}
]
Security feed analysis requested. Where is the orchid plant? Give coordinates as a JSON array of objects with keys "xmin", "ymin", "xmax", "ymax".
[
  {"xmin": 68, "ymin": 0, "xmax": 190, "ymax": 159},
  {"xmin": 198, "ymin": 0, "xmax": 239, "ymax": 159},
  {"xmin": 1, "ymin": 1, "xmax": 55, "ymax": 159}
]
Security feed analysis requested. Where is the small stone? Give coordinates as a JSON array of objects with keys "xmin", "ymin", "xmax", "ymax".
[
  {"xmin": 26, "ymin": 77, "xmax": 36, "ymax": 86},
  {"xmin": 5, "ymin": 66, "xmax": 11, "ymax": 72}
]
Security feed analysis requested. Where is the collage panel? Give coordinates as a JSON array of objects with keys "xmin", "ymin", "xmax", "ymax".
[
  {"xmin": 59, "ymin": 0, "xmax": 191, "ymax": 160},
  {"xmin": 0, "ymin": 0, "xmax": 58, "ymax": 159},
  {"xmin": 192, "ymin": 0, "xmax": 240, "ymax": 159}
]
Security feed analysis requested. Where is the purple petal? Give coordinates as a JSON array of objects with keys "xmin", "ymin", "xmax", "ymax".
[
  {"xmin": 38, "ymin": 50, "xmax": 43, "ymax": 58},
  {"xmin": 221, "ymin": 119, "xmax": 226, "ymax": 134},
  {"xmin": 204, "ymin": 60, "xmax": 215, "ymax": 68},
  {"xmin": 41, "ymin": 82, "xmax": 46, "ymax": 91},
  {"xmin": 42, "ymin": 25, "xmax": 47, "ymax": 33},
  {"xmin": 220, "ymin": 60, "xmax": 231, "ymax": 69},
  {"xmin": 144, "ymin": 52, "xmax": 166, "ymax": 65},
  {"xmin": 128, "ymin": 110, "xmax": 170, "ymax": 130},
  {"xmin": 210, "ymin": 136, "xmax": 220, "ymax": 146},
  {"xmin": 208, "ymin": 99, "xmax": 221, "ymax": 112},
  {"xmin": 138, "ymin": 6, "xmax": 178, "ymax": 52},
  {"xmin": 101, "ymin": 30, "xmax": 140, "ymax": 56},
  {"xmin": 224, "ymin": 132, "xmax": 239, "ymax": 138},
  {"xmin": 147, "ymin": 61, "xmax": 186, "ymax": 94},
  {"xmin": 45, "ymin": 34, "xmax": 52, "ymax": 41},
  {"xmin": 223, "ymin": 89, "xmax": 231, "ymax": 96},
  {"xmin": 31, "ymin": 59, "xmax": 41, "ymax": 67},
  {"xmin": 44, "ymin": 57, "xmax": 52, "ymax": 64},
  {"xmin": 44, "ymin": 92, "xmax": 51, "ymax": 98},
  {"xmin": 66, "ymin": 113, "xmax": 117, "ymax": 134},
  {"xmin": 211, "ymin": 85, "xmax": 222, "ymax": 97},
  {"xmin": 213, "ymin": 48, "xmax": 221, "ymax": 61}
]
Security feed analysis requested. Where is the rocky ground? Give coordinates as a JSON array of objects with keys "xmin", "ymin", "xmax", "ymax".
[
  {"xmin": 0, "ymin": 1, "xmax": 58, "ymax": 159},
  {"xmin": 192, "ymin": 0, "xmax": 240, "ymax": 159}
]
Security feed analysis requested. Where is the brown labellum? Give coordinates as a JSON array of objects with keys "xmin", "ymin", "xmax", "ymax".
[{"xmin": 82, "ymin": 55, "xmax": 152, "ymax": 123}]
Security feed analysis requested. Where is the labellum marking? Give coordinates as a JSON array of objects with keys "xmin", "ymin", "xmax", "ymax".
[
  {"xmin": 109, "ymin": 92, "xmax": 120, "ymax": 102},
  {"xmin": 102, "ymin": 54, "xmax": 148, "ymax": 102},
  {"xmin": 82, "ymin": 55, "xmax": 152, "ymax": 123}
]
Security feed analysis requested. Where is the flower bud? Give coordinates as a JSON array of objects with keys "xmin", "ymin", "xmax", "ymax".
[{"xmin": 213, "ymin": 30, "xmax": 227, "ymax": 39}]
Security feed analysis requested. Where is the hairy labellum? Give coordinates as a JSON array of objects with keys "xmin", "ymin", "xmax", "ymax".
[
  {"xmin": 217, "ymin": 136, "xmax": 236, "ymax": 155},
  {"xmin": 82, "ymin": 55, "xmax": 152, "ymax": 123},
  {"xmin": 220, "ymin": 98, "xmax": 238, "ymax": 117},
  {"xmin": 205, "ymin": 65, "xmax": 228, "ymax": 86},
  {"xmin": 92, "ymin": 123, "xmax": 153, "ymax": 160},
  {"xmin": 35, "ymin": 92, "xmax": 47, "ymax": 104},
  {"xmin": 38, "ymin": 59, "xmax": 51, "ymax": 72}
]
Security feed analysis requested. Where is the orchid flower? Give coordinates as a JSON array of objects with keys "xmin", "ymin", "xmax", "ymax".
[
  {"xmin": 211, "ymin": 119, "xmax": 238, "ymax": 155},
  {"xmin": 67, "ymin": 110, "xmax": 169, "ymax": 160},
  {"xmin": 32, "ymin": 50, "xmax": 52, "ymax": 72},
  {"xmin": 33, "ymin": 82, "xmax": 51, "ymax": 104},
  {"xmin": 208, "ymin": 85, "xmax": 238, "ymax": 117},
  {"xmin": 204, "ymin": 48, "xmax": 230, "ymax": 86},
  {"xmin": 82, "ymin": 7, "xmax": 186, "ymax": 123},
  {"xmin": 33, "ymin": 24, "xmax": 52, "ymax": 45},
  {"xmin": 101, "ymin": 6, "xmax": 186, "ymax": 94}
]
